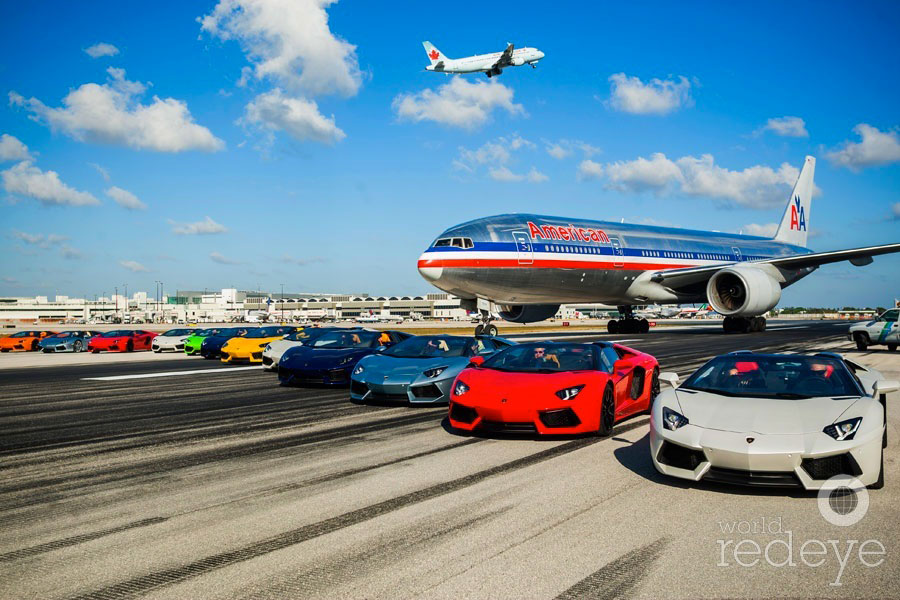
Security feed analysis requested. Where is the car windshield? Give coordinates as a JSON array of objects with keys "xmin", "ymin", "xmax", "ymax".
[
  {"xmin": 195, "ymin": 328, "xmax": 221, "ymax": 337},
  {"xmin": 481, "ymin": 343, "xmax": 597, "ymax": 372},
  {"xmin": 48, "ymin": 332, "xmax": 75, "ymax": 338},
  {"xmin": 680, "ymin": 355, "xmax": 864, "ymax": 399},
  {"xmin": 11, "ymin": 331, "xmax": 39, "ymax": 338},
  {"xmin": 284, "ymin": 328, "xmax": 330, "ymax": 342},
  {"xmin": 100, "ymin": 330, "xmax": 132, "ymax": 338},
  {"xmin": 162, "ymin": 329, "xmax": 192, "ymax": 337},
  {"xmin": 312, "ymin": 330, "xmax": 380, "ymax": 349},
  {"xmin": 384, "ymin": 336, "xmax": 473, "ymax": 358},
  {"xmin": 219, "ymin": 328, "xmax": 251, "ymax": 337},
  {"xmin": 245, "ymin": 326, "xmax": 292, "ymax": 338}
]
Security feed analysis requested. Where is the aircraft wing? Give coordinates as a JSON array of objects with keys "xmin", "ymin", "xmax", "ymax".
[
  {"xmin": 492, "ymin": 43, "xmax": 515, "ymax": 68},
  {"xmin": 650, "ymin": 242, "xmax": 900, "ymax": 289}
]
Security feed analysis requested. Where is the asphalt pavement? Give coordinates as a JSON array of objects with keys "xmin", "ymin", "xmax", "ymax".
[{"xmin": 1, "ymin": 320, "xmax": 898, "ymax": 599}]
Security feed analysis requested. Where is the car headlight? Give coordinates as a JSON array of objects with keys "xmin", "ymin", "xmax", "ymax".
[
  {"xmin": 353, "ymin": 364, "xmax": 365, "ymax": 375},
  {"xmin": 454, "ymin": 381, "xmax": 470, "ymax": 396},
  {"xmin": 824, "ymin": 417, "xmax": 862, "ymax": 441},
  {"xmin": 662, "ymin": 406, "xmax": 689, "ymax": 431},
  {"xmin": 555, "ymin": 385, "xmax": 584, "ymax": 400},
  {"xmin": 259, "ymin": 342, "xmax": 269, "ymax": 349},
  {"xmin": 424, "ymin": 366, "xmax": 447, "ymax": 378}
]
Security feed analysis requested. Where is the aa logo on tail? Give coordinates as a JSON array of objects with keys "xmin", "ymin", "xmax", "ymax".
[{"xmin": 790, "ymin": 195, "xmax": 806, "ymax": 231}]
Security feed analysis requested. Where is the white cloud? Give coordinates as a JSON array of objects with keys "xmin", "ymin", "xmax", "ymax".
[
  {"xmin": 169, "ymin": 216, "xmax": 228, "ymax": 235},
  {"xmin": 1, "ymin": 161, "xmax": 99, "ymax": 206},
  {"xmin": 582, "ymin": 152, "xmax": 809, "ymax": 209},
  {"xmin": 826, "ymin": 124, "xmax": 900, "ymax": 171},
  {"xmin": 61, "ymin": 245, "xmax": 84, "ymax": 259},
  {"xmin": 119, "ymin": 260, "xmax": 148, "ymax": 272},
  {"xmin": 84, "ymin": 43, "xmax": 120, "ymax": 58},
  {"xmin": 607, "ymin": 73, "xmax": 693, "ymax": 115},
  {"xmin": 210, "ymin": 251, "xmax": 241, "ymax": 264},
  {"xmin": 10, "ymin": 68, "xmax": 224, "ymax": 152},
  {"xmin": 242, "ymin": 88, "xmax": 345, "ymax": 144},
  {"xmin": 281, "ymin": 254, "xmax": 325, "ymax": 265},
  {"xmin": 106, "ymin": 186, "xmax": 147, "ymax": 210},
  {"xmin": 761, "ymin": 116, "xmax": 808, "ymax": 138},
  {"xmin": 11, "ymin": 231, "xmax": 68, "ymax": 247},
  {"xmin": 546, "ymin": 143, "xmax": 571, "ymax": 160},
  {"xmin": 199, "ymin": 0, "xmax": 361, "ymax": 97},
  {"xmin": 741, "ymin": 223, "xmax": 778, "ymax": 237},
  {"xmin": 454, "ymin": 135, "xmax": 546, "ymax": 183},
  {"xmin": 0, "ymin": 134, "xmax": 32, "ymax": 161},
  {"xmin": 544, "ymin": 139, "xmax": 598, "ymax": 160},
  {"xmin": 393, "ymin": 78, "xmax": 524, "ymax": 130},
  {"xmin": 89, "ymin": 162, "xmax": 110, "ymax": 181}
]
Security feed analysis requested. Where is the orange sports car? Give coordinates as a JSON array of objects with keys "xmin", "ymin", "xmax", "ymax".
[{"xmin": 0, "ymin": 330, "xmax": 56, "ymax": 352}]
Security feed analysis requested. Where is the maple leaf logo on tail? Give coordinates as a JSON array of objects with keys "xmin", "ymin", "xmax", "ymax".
[{"xmin": 429, "ymin": 49, "xmax": 439, "ymax": 60}]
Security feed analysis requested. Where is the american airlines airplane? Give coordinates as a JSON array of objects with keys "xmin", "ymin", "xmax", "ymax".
[
  {"xmin": 417, "ymin": 156, "xmax": 900, "ymax": 335},
  {"xmin": 423, "ymin": 41, "xmax": 544, "ymax": 78}
]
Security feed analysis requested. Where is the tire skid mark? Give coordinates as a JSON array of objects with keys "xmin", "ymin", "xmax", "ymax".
[
  {"xmin": 66, "ymin": 428, "xmax": 646, "ymax": 600},
  {"xmin": 554, "ymin": 537, "xmax": 669, "ymax": 600},
  {"xmin": 0, "ymin": 517, "xmax": 168, "ymax": 563},
  {"xmin": 0, "ymin": 410, "xmax": 445, "ymax": 500}
]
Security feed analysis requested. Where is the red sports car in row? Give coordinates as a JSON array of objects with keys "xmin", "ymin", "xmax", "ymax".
[
  {"xmin": 87, "ymin": 330, "xmax": 158, "ymax": 353},
  {"xmin": 448, "ymin": 341, "xmax": 659, "ymax": 436}
]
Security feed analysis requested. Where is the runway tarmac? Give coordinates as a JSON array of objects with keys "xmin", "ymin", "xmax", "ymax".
[{"xmin": 1, "ymin": 320, "xmax": 898, "ymax": 599}]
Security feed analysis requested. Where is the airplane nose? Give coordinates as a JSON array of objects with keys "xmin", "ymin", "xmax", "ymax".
[{"xmin": 417, "ymin": 254, "xmax": 443, "ymax": 282}]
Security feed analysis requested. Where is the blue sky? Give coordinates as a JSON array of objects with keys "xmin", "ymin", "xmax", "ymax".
[{"xmin": 1, "ymin": 1, "xmax": 898, "ymax": 307}]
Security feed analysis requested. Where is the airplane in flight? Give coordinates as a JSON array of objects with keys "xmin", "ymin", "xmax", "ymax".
[
  {"xmin": 417, "ymin": 156, "xmax": 900, "ymax": 335},
  {"xmin": 423, "ymin": 41, "xmax": 544, "ymax": 78}
]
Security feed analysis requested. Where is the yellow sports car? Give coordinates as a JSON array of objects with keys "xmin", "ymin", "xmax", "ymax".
[{"xmin": 220, "ymin": 325, "xmax": 296, "ymax": 363}]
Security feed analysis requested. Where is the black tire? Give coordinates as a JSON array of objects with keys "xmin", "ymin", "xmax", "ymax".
[
  {"xmin": 607, "ymin": 319, "xmax": 619, "ymax": 334},
  {"xmin": 650, "ymin": 366, "xmax": 660, "ymax": 403},
  {"xmin": 30, "ymin": 340, "xmax": 39, "ymax": 351},
  {"xmin": 597, "ymin": 385, "xmax": 615, "ymax": 437},
  {"xmin": 126, "ymin": 341, "xmax": 134, "ymax": 352},
  {"xmin": 889, "ymin": 344, "xmax": 897, "ymax": 352},
  {"xmin": 722, "ymin": 317, "xmax": 733, "ymax": 333},
  {"xmin": 760, "ymin": 317, "xmax": 767, "ymax": 332},
  {"xmin": 484, "ymin": 324, "xmax": 498, "ymax": 337},
  {"xmin": 869, "ymin": 447, "xmax": 884, "ymax": 490},
  {"xmin": 474, "ymin": 324, "xmax": 484, "ymax": 336},
  {"xmin": 640, "ymin": 318, "xmax": 650, "ymax": 333},
  {"xmin": 855, "ymin": 333, "xmax": 868, "ymax": 351},
  {"xmin": 73, "ymin": 340, "xmax": 83, "ymax": 352}
]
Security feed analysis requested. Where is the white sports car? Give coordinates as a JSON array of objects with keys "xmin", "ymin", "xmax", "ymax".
[
  {"xmin": 651, "ymin": 352, "xmax": 897, "ymax": 490},
  {"xmin": 151, "ymin": 328, "xmax": 195, "ymax": 353}
]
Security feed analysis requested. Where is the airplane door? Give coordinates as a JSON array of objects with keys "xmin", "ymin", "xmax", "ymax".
[
  {"xmin": 732, "ymin": 246, "xmax": 742, "ymax": 262},
  {"xmin": 512, "ymin": 231, "xmax": 533, "ymax": 265},
  {"xmin": 610, "ymin": 237, "xmax": 624, "ymax": 268}
]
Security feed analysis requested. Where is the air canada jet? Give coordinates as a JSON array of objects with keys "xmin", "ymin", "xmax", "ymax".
[
  {"xmin": 423, "ymin": 41, "xmax": 544, "ymax": 78},
  {"xmin": 417, "ymin": 156, "xmax": 900, "ymax": 335}
]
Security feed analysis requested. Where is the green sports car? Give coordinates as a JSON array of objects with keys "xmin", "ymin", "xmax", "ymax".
[{"xmin": 184, "ymin": 328, "xmax": 228, "ymax": 356}]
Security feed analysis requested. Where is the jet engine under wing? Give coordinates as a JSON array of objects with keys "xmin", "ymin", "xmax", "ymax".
[
  {"xmin": 492, "ymin": 43, "xmax": 515, "ymax": 69},
  {"xmin": 650, "ymin": 242, "xmax": 900, "ymax": 289}
]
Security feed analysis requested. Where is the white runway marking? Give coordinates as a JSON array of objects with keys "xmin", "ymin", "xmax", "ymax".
[{"xmin": 82, "ymin": 366, "xmax": 260, "ymax": 381}]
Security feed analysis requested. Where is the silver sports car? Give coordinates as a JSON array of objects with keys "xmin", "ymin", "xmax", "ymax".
[
  {"xmin": 39, "ymin": 330, "xmax": 101, "ymax": 353},
  {"xmin": 350, "ymin": 334, "xmax": 514, "ymax": 404},
  {"xmin": 651, "ymin": 352, "xmax": 896, "ymax": 490},
  {"xmin": 152, "ymin": 328, "xmax": 195, "ymax": 352}
]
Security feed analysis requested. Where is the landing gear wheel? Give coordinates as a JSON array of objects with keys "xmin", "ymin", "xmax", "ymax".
[
  {"xmin": 855, "ymin": 333, "xmax": 868, "ymax": 351},
  {"xmin": 73, "ymin": 340, "xmax": 83, "ymax": 352},
  {"xmin": 607, "ymin": 319, "xmax": 619, "ymax": 334},
  {"xmin": 869, "ymin": 447, "xmax": 884, "ymax": 489},
  {"xmin": 474, "ymin": 324, "xmax": 484, "ymax": 335},
  {"xmin": 484, "ymin": 324, "xmax": 498, "ymax": 337},
  {"xmin": 486, "ymin": 71, "xmax": 492, "ymax": 78},
  {"xmin": 597, "ymin": 385, "xmax": 616, "ymax": 437},
  {"xmin": 640, "ymin": 318, "xmax": 650, "ymax": 333}
]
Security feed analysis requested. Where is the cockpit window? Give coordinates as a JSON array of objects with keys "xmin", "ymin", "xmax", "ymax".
[{"xmin": 434, "ymin": 237, "xmax": 473, "ymax": 249}]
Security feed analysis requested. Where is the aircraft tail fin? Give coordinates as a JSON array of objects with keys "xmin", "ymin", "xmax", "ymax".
[
  {"xmin": 773, "ymin": 155, "xmax": 815, "ymax": 247},
  {"xmin": 423, "ymin": 41, "xmax": 446, "ymax": 65}
]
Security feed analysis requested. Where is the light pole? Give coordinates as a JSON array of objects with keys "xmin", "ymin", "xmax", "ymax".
[
  {"xmin": 160, "ymin": 282, "xmax": 164, "ymax": 322},
  {"xmin": 280, "ymin": 283, "xmax": 284, "ymax": 322},
  {"xmin": 114, "ymin": 286, "xmax": 118, "ymax": 321}
]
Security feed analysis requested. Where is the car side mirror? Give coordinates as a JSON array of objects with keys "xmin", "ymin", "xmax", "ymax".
[
  {"xmin": 468, "ymin": 355, "xmax": 485, "ymax": 368},
  {"xmin": 375, "ymin": 345, "xmax": 387, "ymax": 353},
  {"xmin": 873, "ymin": 380, "xmax": 899, "ymax": 396},
  {"xmin": 659, "ymin": 372, "xmax": 680, "ymax": 388}
]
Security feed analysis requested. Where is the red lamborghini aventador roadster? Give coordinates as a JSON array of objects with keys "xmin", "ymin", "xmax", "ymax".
[
  {"xmin": 88, "ymin": 330, "xmax": 158, "ymax": 353},
  {"xmin": 448, "ymin": 341, "xmax": 659, "ymax": 436}
]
